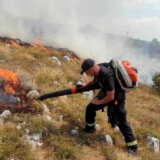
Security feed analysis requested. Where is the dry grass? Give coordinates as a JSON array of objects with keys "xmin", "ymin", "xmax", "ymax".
[{"xmin": 0, "ymin": 41, "xmax": 160, "ymax": 159}]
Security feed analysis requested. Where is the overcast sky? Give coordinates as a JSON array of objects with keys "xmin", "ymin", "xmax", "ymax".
[{"xmin": 0, "ymin": 0, "xmax": 160, "ymax": 41}]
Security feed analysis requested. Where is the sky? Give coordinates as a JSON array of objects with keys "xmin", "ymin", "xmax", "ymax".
[
  {"xmin": 1, "ymin": 0, "xmax": 160, "ymax": 41},
  {"xmin": 0, "ymin": 0, "xmax": 160, "ymax": 84}
]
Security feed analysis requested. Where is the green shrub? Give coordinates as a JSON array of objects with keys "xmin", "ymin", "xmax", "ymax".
[{"xmin": 152, "ymin": 73, "xmax": 160, "ymax": 92}]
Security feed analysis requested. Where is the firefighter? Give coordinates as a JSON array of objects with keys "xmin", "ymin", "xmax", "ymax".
[{"xmin": 80, "ymin": 58, "xmax": 138, "ymax": 155}]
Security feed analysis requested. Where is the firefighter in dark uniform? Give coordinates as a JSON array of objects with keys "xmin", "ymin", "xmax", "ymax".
[{"xmin": 80, "ymin": 58, "xmax": 138, "ymax": 155}]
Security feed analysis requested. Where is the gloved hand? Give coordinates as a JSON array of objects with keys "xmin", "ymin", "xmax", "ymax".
[{"xmin": 76, "ymin": 83, "xmax": 88, "ymax": 89}]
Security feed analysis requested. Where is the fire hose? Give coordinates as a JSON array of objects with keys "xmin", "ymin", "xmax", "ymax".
[{"xmin": 37, "ymin": 84, "xmax": 97, "ymax": 101}]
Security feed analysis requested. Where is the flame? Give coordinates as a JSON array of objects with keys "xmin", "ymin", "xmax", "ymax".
[
  {"xmin": 11, "ymin": 41, "xmax": 21, "ymax": 48},
  {"xmin": 31, "ymin": 43, "xmax": 38, "ymax": 48},
  {"xmin": 0, "ymin": 69, "xmax": 22, "ymax": 94},
  {"xmin": 11, "ymin": 37, "xmax": 21, "ymax": 48},
  {"xmin": 35, "ymin": 37, "xmax": 48, "ymax": 52},
  {"xmin": 71, "ymin": 54, "xmax": 80, "ymax": 61}
]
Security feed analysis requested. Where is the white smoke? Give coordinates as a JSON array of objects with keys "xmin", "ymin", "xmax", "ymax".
[{"xmin": 0, "ymin": 0, "xmax": 160, "ymax": 84}]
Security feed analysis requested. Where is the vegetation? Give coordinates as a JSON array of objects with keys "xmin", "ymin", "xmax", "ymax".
[
  {"xmin": 152, "ymin": 73, "xmax": 160, "ymax": 92},
  {"xmin": 0, "ymin": 41, "xmax": 160, "ymax": 159}
]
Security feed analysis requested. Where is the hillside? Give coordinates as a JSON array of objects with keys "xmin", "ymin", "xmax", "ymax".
[
  {"xmin": 0, "ymin": 40, "xmax": 160, "ymax": 160},
  {"xmin": 80, "ymin": 25, "xmax": 160, "ymax": 58}
]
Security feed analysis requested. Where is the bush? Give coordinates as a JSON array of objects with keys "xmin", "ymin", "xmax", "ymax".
[{"xmin": 152, "ymin": 73, "xmax": 160, "ymax": 92}]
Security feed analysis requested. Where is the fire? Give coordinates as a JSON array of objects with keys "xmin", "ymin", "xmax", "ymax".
[
  {"xmin": 31, "ymin": 43, "xmax": 38, "ymax": 48},
  {"xmin": 70, "ymin": 53, "xmax": 81, "ymax": 62},
  {"xmin": 0, "ymin": 69, "xmax": 23, "ymax": 94},
  {"xmin": 35, "ymin": 37, "xmax": 48, "ymax": 52},
  {"xmin": 0, "ymin": 36, "xmax": 81, "ymax": 61},
  {"xmin": 11, "ymin": 37, "xmax": 21, "ymax": 48},
  {"xmin": 11, "ymin": 40, "xmax": 21, "ymax": 48},
  {"xmin": 0, "ymin": 68, "xmax": 40, "ymax": 113}
]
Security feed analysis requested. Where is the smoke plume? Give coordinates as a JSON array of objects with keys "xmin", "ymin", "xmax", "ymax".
[{"xmin": 0, "ymin": 0, "xmax": 160, "ymax": 84}]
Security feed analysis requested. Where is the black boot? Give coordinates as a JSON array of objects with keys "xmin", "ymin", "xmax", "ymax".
[
  {"xmin": 127, "ymin": 145, "xmax": 138, "ymax": 156},
  {"xmin": 83, "ymin": 125, "xmax": 96, "ymax": 133}
]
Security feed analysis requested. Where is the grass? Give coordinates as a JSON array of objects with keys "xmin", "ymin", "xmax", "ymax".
[
  {"xmin": 0, "ymin": 122, "xmax": 34, "ymax": 160},
  {"xmin": 0, "ymin": 40, "xmax": 160, "ymax": 159}
]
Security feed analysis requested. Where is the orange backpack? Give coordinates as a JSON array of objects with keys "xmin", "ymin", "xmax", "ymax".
[{"xmin": 110, "ymin": 59, "xmax": 138, "ymax": 91}]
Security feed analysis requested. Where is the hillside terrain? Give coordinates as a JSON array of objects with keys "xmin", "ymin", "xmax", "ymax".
[{"xmin": 0, "ymin": 40, "xmax": 160, "ymax": 160}]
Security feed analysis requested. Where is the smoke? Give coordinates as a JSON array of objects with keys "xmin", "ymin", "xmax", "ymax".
[{"xmin": 0, "ymin": 0, "xmax": 160, "ymax": 84}]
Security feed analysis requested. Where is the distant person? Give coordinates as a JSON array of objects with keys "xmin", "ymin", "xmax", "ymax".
[{"xmin": 80, "ymin": 58, "xmax": 138, "ymax": 155}]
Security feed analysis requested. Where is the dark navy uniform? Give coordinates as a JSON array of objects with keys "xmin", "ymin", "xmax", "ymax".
[{"xmin": 85, "ymin": 63, "xmax": 137, "ymax": 150}]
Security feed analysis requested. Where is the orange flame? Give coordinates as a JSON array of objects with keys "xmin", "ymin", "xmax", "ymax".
[
  {"xmin": 0, "ymin": 69, "xmax": 22, "ymax": 94},
  {"xmin": 35, "ymin": 37, "xmax": 48, "ymax": 52},
  {"xmin": 11, "ymin": 40, "xmax": 21, "ymax": 48},
  {"xmin": 11, "ymin": 37, "xmax": 21, "ymax": 48},
  {"xmin": 31, "ymin": 43, "xmax": 38, "ymax": 48}
]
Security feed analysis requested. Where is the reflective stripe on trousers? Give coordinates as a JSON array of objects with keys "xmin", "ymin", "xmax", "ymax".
[
  {"xmin": 86, "ymin": 122, "xmax": 95, "ymax": 127},
  {"xmin": 127, "ymin": 140, "xmax": 137, "ymax": 146}
]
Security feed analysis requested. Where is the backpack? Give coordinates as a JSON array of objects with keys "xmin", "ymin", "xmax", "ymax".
[{"xmin": 104, "ymin": 59, "xmax": 138, "ymax": 91}]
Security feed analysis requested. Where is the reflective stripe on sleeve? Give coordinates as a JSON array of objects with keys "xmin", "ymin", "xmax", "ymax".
[{"xmin": 127, "ymin": 140, "xmax": 137, "ymax": 146}]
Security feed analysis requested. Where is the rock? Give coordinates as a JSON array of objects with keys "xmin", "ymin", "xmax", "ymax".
[
  {"xmin": 30, "ymin": 133, "xmax": 42, "ymax": 142},
  {"xmin": 28, "ymin": 140, "xmax": 37, "ymax": 148},
  {"xmin": 66, "ymin": 52, "xmax": 72, "ymax": 59},
  {"xmin": 53, "ymin": 81, "xmax": 59, "ymax": 85},
  {"xmin": 71, "ymin": 129, "xmax": 78, "ymax": 136},
  {"xmin": 76, "ymin": 118, "xmax": 81, "ymax": 123},
  {"xmin": 16, "ymin": 97, "xmax": 21, "ymax": 104},
  {"xmin": 82, "ymin": 91, "xmax": 93, "ymax": 99},
  {"xmin": 104, "ymin": 134, "xmax": 113, "ymax": 147},
  {"xmin": 113, "ymin": 126, "xmax": 120, "ymax": 132},
  {"xmin": 69, "ymin": 81, "xmax": 73, "ymax": 85},
  {"xmin": 43, "ymin": 114, "xmax": 55, "ymax": 123},
  {"xmin": 16, "ymin": 124, "xmax": 22, "ymax": 130},
  {"xmin": 62, "ymin": 95, "xmax": 67, "ymax": 99},
  {"xmin": 0, "ymin": 110, "xmax": 11, "ymax": 119},
  {"xmin": 22, "ymin": 135, "xmax": 31, "ymax": 143},
  {"xmin": 75, "ymin": 127, "xmax": 79, "ymax": 130},
  {"xmin": 27, "ymin": 90, "xmax": 40, "ymax": 100},
  {"xmin": 59, "ymin": 95, "xmax": 68, "ymax": 102},
  {"xmin": 147, "ymin": 136, "xmax": 159, "ymax": 152},
  {"xmin": 59, "ymin": 115, "xmax": 63, "ymax": 121},
  {"xmin": 35, "ymin": 62, "xmax": 46, "ymax": 66},
  {"xmin": 37, "ymin": 142, "xmax": 43, "ymax": 147},
  {"xmin": 49, "ymin": 56, "xmax": 61, "ymax": 66},
  {"xmin": 22, "ymin": 135, "xmax": 36, "ymax": 148},
  {"xmin": 95, "ymin": 124, "xmax": 101, "ymax": 130},
  {"xmin": 78, "ymin": 107, "xmax": 85, "ymax": 112},
  {"xmin": 0, "ymin": 60, "xmax": 5, "ymax": 63},
  {"xmin": 82, "ymin": 73, "xmax": 87, "ymax": 77},
  {"xmin": 25, "ymin": 129, "xmax": 30, "ymax": 134},
  {"xmin": 22, "ymin": 134, "xmax": 43, "ymax": 148},
  {"xmin": 23, "ymin": 81, "xmax": 34, "ymax": 91},
  {"xmin": 76, "ymin": 79, "xmax": 85, "ymax": 86},
  {"xmin": 22, "ymin": 121, "xmax": 26, "ymax": 125},
  {"xmin": 43, "ymin": 103, "xmax": 50, "ymax": 113},
  {"xmin": 18, "ymin": 73, "xmax": 34, "ymax": 91},
  {"xmin": 5, "ymin": 44, "xmax": 10, "ymax": 47},
  {"xmin": 62, "ymin": 55, "xmax": 71, "ymax": 62},
  {"xmin": 43, "ymin": 115, "xmax": 52, "ymax": 121}
]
